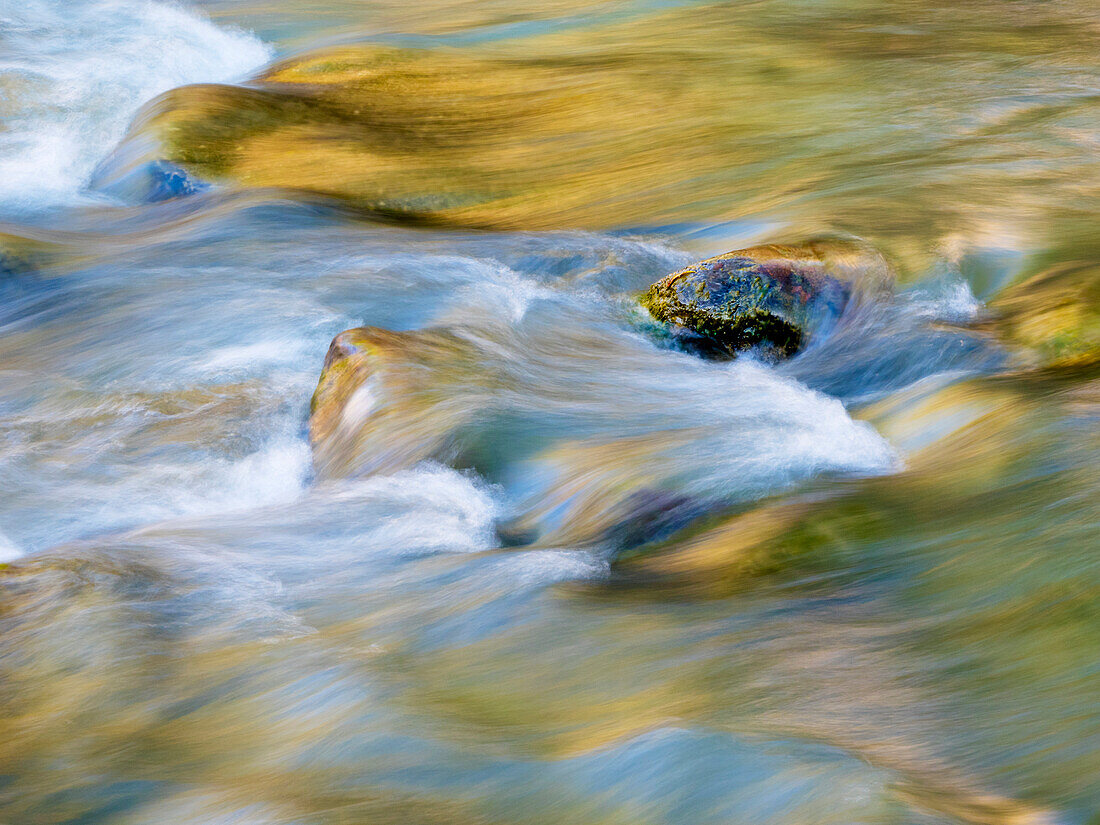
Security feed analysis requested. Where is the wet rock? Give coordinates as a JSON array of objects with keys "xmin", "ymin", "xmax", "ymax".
[
  {"xmin": 308, "ymin": 325, "xmax": 720, "ymax": 547},
  {"xmin": 499, "ymin": 431, "xmax": 714, "ymax": 550},
  {"xmin": 991, "ymin": 261, "xmax": 1100, "ymax": 371},
  {"xmin": 640, "ymin": 238, "xmax": 891, "ymax": 358},
  {"xmin": 309, "ymin": 326, "xmax": 491, "ymax": 479}
]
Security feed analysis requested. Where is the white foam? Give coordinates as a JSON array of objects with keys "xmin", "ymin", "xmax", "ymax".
[
  {"xmin": 909, "ymin": 279, "xmax": 984, "ymax": 323},
  {"xmin": 483, "ymin": 266, "xmax": 556, "ymax": 323},
  {"xmin": 215, "ymin": 437, "xmax": 313, "ymax": 513},
  {"xmin": 194, "ymin": 332, "xmax": 329, "ymax": 380},
  {"xmin": 0, "ymin": 0, "xmax": 272, "ymax": 211},
  {"xmin": 125, "ymin": 435, "xmax": 314, "ymax": 524},
  {"xmin": 200, "ymin": 340, "xmax": 309, "ymax": 373},
  {"xmin": 500, "ymin": 549, "xmax": 609, "ymax": 585},
  {"xmin": 560, "ymin": 352, "xmax": 901, "ymax": 507},
  {"xmin": 697, "ymin": 357, "xmax": 899, "ymax": 493},
  {"xmin": 53, "ymin": 433, "xmax": 313, "ymax": 545},
  {"xmin": 0, "ymin": 529, "xmax": 23, "ymax": 562},
  {"xmin": 325, "ymin": 464, "xmax": 501, "ymax": 554}
]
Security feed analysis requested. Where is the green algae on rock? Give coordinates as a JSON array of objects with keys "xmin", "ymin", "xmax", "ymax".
[{"xmin": 640, "ymin": 238, "xmax": 891, "ymax": 358}]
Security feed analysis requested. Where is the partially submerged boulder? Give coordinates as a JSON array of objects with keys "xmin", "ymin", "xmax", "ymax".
[
  {"xmin": 124, "ymin": 35, "xmax": 891, "ymax": 231},
  {"xmin": 990, "ymin": 261, "xmax": 1100, "ymax": 372},
  {"xmin": 640, "ymin": 238, "xmax": 891, "ymax": 358},
  {"xmin": 309, "ymin": 326, "xmax": 491, "ymax": 479}
]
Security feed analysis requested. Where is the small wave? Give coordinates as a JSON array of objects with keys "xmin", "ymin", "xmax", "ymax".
[
  {"xmin": 213, "ymin": 437, "xmax": 313, "ymax": 513},
  {"xmin": 103, "ymin": 433, "xmax": 313, "ymax": 528},
  {"xmin": 438, "ymin": 262, "xmax": 558, "ymax": 325},
  {"xmin": 0, "ymin": 0, "xmax": 272, "ymax": 212},
  {"xmin": 322, "ymin": 464, "xmax": 502, "ymax": 555},
  {"xmin": 2, "ymin": 430, "xmax": 312, "ymax": 553},
  {"xmin": 907, "ymin": 278, "xmax": 984, "ymax": 323},
  {"xmin": 0, "ymin": 529, "xmax": 23, "ymax": 562},
  {"xmin": 498, "ymin": 549, "xmax": 609, "ymax": 585}
]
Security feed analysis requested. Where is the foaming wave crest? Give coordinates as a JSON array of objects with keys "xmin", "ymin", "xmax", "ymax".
[{"xmin": 0, "ymin": 0, "xmax": 271, "ymax": 211}]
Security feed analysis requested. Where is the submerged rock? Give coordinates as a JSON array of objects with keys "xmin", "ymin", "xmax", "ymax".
[
  {"xmin": 134, "ymin": 40, "xmax": 748, "ymax": 228},
  {"xmin": 991, "ymin": 261, "xmax": 1100, "ymax": 371},
  {"xmin": 92, "ymin": 159, "xmax": 210, "ymax": 205},
  {"xmin": 499, "ymin": 431, "xmax": 714, "ymax": 550},
  {"xmin": 126, "ymin": 36, "xmax": 912, "ymax": 231},
  {"xmin": 0, "ymin": 232, "xmax": 51, "ymax": 276},
  {"xmin": 640, "ymin": 238, "xmax": 891, "ymax": 358}
]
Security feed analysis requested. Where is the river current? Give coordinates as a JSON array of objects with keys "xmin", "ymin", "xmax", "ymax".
[{"xmin": 0, "ymin": 1, "xmax": 1097, "ymax": 823}]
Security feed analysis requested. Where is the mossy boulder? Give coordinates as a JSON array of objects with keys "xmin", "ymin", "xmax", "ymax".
[{"xmin": 640, "ymin": 238, "xmax": 890, "ymax": 358}]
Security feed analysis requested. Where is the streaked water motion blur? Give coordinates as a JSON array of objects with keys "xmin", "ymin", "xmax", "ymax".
[{"xmin": 0, "ymin": 0, "xmax": 1097, "ymax": 823}]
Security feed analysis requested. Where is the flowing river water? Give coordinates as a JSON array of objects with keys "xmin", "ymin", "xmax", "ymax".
[{"xmin": 0, "ymin": 1, "xmax": 1098, "ymax": 823}]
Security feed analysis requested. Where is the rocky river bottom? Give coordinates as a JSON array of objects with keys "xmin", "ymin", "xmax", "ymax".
[{"xmin": 1, "ymin": 0, "xmax": 1098, "ymax": 823}]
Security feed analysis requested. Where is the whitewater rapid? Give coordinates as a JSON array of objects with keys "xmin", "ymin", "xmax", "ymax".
[{"xmin": 0, "ymin": 0, "xmax": 271, "ymax": 212}]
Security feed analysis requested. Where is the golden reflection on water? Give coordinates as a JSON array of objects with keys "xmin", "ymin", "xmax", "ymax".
[{"xmin": 152, "ymin": 0, "xmax": 1100, "ymax": 258}]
